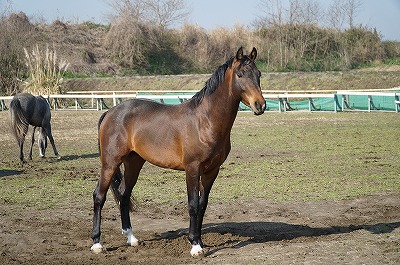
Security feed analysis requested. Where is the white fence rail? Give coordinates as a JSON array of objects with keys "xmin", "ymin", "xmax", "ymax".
[{"xmin": 1, "ymin": 89, "xmax": 399, "ymax": 112}]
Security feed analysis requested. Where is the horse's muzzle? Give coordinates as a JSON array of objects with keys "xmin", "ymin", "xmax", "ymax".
[{"xmin": 253, "ymin": 100, "xmax": 266, "ymax": 115}]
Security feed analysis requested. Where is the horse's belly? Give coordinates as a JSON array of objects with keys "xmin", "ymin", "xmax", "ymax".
[{"xmin": 134, "ymin": 143, "xmax": 184, "ymax": 171}]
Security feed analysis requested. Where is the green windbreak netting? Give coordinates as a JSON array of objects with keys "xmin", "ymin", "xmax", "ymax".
[
  {"xmin": 136, "ymin": 91, "xmax": 399, "ymax": 112},
  {"xmin": 241, "ymin": 96, "xmax": 339, "ymax": 112},
  {"xmin": 339, "ymin": 93, "xmax": 400, "ymax": 111}
]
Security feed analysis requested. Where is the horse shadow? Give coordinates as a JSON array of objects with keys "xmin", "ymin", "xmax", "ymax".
[
  {"xmin": 154, "ymin": 220, "xmax": 400, "ymax": 256},
  {"xmin": 0, "ymin": 169, "xmax": 24, "ymax": 178},
  {"xmin": 61, "ymin": 153, "xmax": 99, "ymax": 161}
]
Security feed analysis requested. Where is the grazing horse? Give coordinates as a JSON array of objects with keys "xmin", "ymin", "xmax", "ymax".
[
  {"xmin": 9, "ymin": 93, "xmax": 61, "ymax": 163},
  {"xmin": 91, "ymin": 47, "xmax": 266, "ymax": 257}
]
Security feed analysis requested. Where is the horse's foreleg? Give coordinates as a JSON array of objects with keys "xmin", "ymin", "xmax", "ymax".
[
  {"xmin": 120, "ymin": 153, "xmax": 145, "ymax": 247},
  {"xmin": 91, "ymin": 165, "xmax": 118, "ymax": 253},
  {"xmin": 185, "ymin": 166, "xmax": 203, "ymax": 257},
  {"xmin": 29, "ymin": 127, "xmax": 36, "ymax": 160},
  {"xmin": 197, "ymin": 167, "xmax": 219, "ymax": 237}
]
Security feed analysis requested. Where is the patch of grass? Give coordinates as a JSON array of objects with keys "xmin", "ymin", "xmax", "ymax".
[{"xmin": 1, "ymin": 111, "xmax": 399, "ymax": 211}]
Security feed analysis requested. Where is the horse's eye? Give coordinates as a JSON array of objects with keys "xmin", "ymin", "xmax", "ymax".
[{"xmin": 237, "ymin": 71, "xmax": 243, "ymax": 78}]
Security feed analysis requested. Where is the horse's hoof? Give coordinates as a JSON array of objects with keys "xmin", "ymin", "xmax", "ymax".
[
  {"xmin": 127, "ymin": 237, "xmax": 139, "ymax": 247},
  {"xmin": 57, "ymin": 156, "xmax": 62, "ymax": 160},
  {"xmin": 190, "ymin": 244, "xmax": 204, "ymax": 258},
  {"xmin": 91, "ymin": 243, "xmax": 103, "ymax": 254},
  {"xmin": 122, "ymin": 228, "xmax": 139, "ymax": 246}
]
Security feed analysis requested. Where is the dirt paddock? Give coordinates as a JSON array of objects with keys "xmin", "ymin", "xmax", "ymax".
[{"xmin": 1, "ymin": 194, "xmax": 399, "ymax": 264}]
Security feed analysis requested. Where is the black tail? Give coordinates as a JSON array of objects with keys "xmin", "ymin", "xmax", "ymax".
[
  {"xmin": 9, "ymin": 98, "xmax": 29, "ymax": 144},
  {"xmin": 98, "ymin": 111, "xmax": 134, "ymax": 212},
  {"xmin": 97, "ymin": 111, "xmax": 108, "ymax": 155}
]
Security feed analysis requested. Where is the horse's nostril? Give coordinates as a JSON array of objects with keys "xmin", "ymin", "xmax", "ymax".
[
  {"xmin": 253, "ymin": 101, "xmax": 265, "ymax": 115},
  {"xmin": 255, "ymin": 101, "xmax": 265, "ymax": 111}
]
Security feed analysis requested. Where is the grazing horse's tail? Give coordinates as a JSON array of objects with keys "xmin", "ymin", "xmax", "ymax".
[
  {"xmin": 98, "ymin": 111, "xmax": 134, "ymax": 212},
  {"xmin": 9, "ymin": 97, "xmax": 29, "ymax": 144}
]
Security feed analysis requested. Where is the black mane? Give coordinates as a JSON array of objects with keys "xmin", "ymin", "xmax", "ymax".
[{"xmin": 191, "ymin": 57, "xmax": 234, "ymax": 107}]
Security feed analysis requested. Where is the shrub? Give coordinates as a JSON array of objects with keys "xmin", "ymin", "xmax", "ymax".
[
  {"xmin": 0, "ymin": 12, "xmax": 35, "ymax": 95},
  {"xmin": 103, "ymin": 17, "xmax": 161, "ymax": 68}
]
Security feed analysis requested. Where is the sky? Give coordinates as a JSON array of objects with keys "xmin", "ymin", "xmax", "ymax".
[{"xmin": 2, "ymin": 0, "xmax": 400, "ymax": 41}]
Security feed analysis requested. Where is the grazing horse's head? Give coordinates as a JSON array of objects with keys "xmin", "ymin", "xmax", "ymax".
[
  {"xmin": 38, "ymin": 127, "xmax": 47, "ymax": 157},
  {"xmin": 231, "ymin": 47, "xmax": 266, "ymax": 115}
]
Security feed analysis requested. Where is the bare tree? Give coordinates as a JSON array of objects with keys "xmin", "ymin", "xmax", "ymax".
[
  {"xmin": 142, "ymin": 0, "xmax": 189, "ymax": 29},
  {"xmin": 327, "ymin": 0, "xmax": 346, "ymax": 30},
  {"xmin": 255, "ymin": 0, "xmax": 323, "ymax": 69},
  {"xmin": 108, "ymin": 0, "xmax": 141, "ymax": 20},
  {"xmin": 257, "ymin": 0, "xmax": 321, "ymax": 26},
  {"xmin": 344, "ymin": 0, "xmax": 362, "ymax": 29},
  {"xmin": 327, "ymin": 0, "xmax": 362, "ymax": 30},
  {"xmin": 108, "ymin": 0, "xmax": 189, "ymax": 29}
]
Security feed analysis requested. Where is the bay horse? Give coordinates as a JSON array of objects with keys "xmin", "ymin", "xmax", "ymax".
[
  {"xmin": 91, "ymin": 47, "xmax": 266, "ymax": 257},
  {"xmin": 9, "ymin": 93, "xmax": 61, "ymax": 163}
]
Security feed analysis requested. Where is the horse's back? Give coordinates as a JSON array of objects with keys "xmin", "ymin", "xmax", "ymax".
[
  {"xmin": 105, "ymin": 98, "xmax": 186, "ymax": 122},
  {"xmin": 13, "ymin": 93, "xmax": 50, "ymax": 126}
]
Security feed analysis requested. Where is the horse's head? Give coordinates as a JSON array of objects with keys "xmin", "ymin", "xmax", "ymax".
[
  {"xmin": 231, "ymin": 47, "xmax": 266, "ymax": 115},
  {"xmin": 38, "ymin": 127, "xmax": 48, "ymax": 157}
]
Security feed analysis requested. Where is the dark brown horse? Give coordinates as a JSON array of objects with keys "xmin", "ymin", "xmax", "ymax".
[{"xmin": 91, "ymin": 47, "xmax": 266, "ymax": 257}]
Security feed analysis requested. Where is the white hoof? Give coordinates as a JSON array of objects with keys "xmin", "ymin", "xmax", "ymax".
[
  {"xmin": 91, "ymin": 243, "xmax": 103, "ymax": 254},
  {"xmin": 190, "ymin": 244, "xmax": 204, "ymax": 257},
  {"xmin": 122, "ymin": 228, "xmax": 139, "ymax": 246}
]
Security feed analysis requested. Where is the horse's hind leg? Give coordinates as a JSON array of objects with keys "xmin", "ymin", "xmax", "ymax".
[
  {"xmin": 91, "ymin": 162, "xmax": 120, "ymax": 253},
  {"xmin": 18, "ymin": 126, "xmax": 29, "ymax": 163},
  {"xmin": 28, "ymin": 127, "xmax": 37, "ymax": 160},
  {"xmin": 120, "ymin": 152, "xmax": 145, "ymax": 246}
]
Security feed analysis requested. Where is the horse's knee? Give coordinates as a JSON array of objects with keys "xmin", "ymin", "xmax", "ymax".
[{"xmin": 93, "ymin": 189, "xmax": 106, "ymax": 208}]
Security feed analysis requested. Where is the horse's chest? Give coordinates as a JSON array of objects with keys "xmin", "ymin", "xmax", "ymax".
[{"xmin": 200, "ymin": 140, "xmax": 231, "ymax": 171}]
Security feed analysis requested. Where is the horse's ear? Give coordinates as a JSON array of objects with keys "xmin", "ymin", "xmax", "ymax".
[
  {"xmin": 236, "ymin": 47, "xmax": 244, "ymax": 60},
  {"xmin": 249, "ymin": 47, "xmax": 257, "ymax": 61}
]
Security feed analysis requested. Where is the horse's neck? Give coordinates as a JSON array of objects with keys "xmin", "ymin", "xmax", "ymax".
[{"xmin": 197, "ymin": 82, "xmax": 240, "ymax": 134}]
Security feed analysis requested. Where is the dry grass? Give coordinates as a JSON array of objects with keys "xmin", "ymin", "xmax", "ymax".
[
  {"xmin": 23, "ymin": 44, "xmax": 69, "ymax": 95},
  {"xmin": 62, "ymin": 69, "xmax": 400, "ymax": 93}
]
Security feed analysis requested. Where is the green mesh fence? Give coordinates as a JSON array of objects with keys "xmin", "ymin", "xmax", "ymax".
[
  {"xmin": 137, "ymin": 91, "xmax": 400, "ymax": 112},
  {"xmin": 1, "ymin": 91, "xmax": 398, "ymax": 112},
  {"xmin": 263, "ymin": 97, "xmax": 338, "ymax": 112},
  {"xmin": 339, "ymin": 92, "xmax": 400, "ymax": 111}
]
